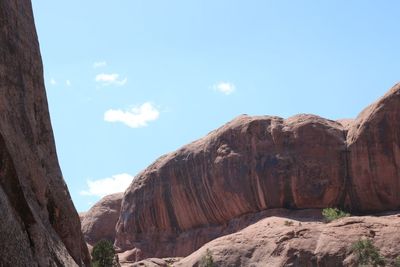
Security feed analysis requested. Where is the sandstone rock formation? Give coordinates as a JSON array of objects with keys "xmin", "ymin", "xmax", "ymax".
[
  {"xmin": 116, "ymin": 114, "xmax": 349, "ymax": 258},
  {"xmin": 347, "ymin": 86, "xmax": 400, "ymax": 212},
  {"xmin": 114, "ymin": 84, "xmax": 400, "ymax": 261},
  {"xmin": 118, "ymin": 210, "xmax": 400, "ymax": 266},
  {"xmin": 79, "ymin": 212, "xmax": 87, "ymax": 221},
  {"xmin": 82, "ymin": 192, "xmax": 123, "ymax": 245},
  {"xmin": 177, "ymin": 210, "xmax": 400, "ymax": 267},
  {"xmin": 0, "ymin": 1, "xmax": 90, "ymax": 266}
]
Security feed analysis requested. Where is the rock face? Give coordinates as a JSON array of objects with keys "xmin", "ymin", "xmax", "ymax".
[
  {"xmin": 82, "ymin": 193, "xmax": 123, "ymax": 245},
  {"xmin": 0, "ymin": 1, "xmax": 90, "ymax": 266},
  {"xmin": 177, "ymin": 210, "xmax": 400, "ymax": 267},
  {"xmin": 116, "ymin": 114, "xmax": 348, "ymax": 258},
  {"xmin": 114, "ymin": 84, "xmax": 400, "ymax": 260},
  {"xmin": 347, "ymin": 86, "xmax": 400, "ymax": 212}
]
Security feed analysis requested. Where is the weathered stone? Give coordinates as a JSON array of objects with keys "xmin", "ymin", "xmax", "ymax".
[
  {"xmin": 115, "ymin": 114, "xmax": 348, "ymax": 258},
  {"xmin": 113, "ymin": 84, "xmax": 400, "ymax": 261},
  {"xmin": 79, "ymin": 212, "xmax": 87, "ymax": 221},
  {"xmin": 82, "ymin": 192, "xmax": 123, "ymax": 245},
  {"xmin": 0, "ymin": 1, "xmax": 90, "ymax": 265},
  {"xmin": 346, "ymin": 84, "xmax": 400, "ymax": 212},
  {"xmin": 176, "ymin": 210, "xmax": 400, "ymax": 267}
]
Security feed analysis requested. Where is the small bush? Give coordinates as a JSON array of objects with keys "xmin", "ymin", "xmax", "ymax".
[
  {"xmin": 284, "ymin": 220, "xmax": 294, "ymax": 226},
  {"xmin": 92, "ymin": 239, "xmax": 118, "ymax": 267},
  {"xmin": 322, "ymin": 208, "xmax": 350, "ymax": 222},
  {"xmin": 199, "ymin": 248, "xmax": 215, "ymax": 267},
  {"xmin": 352, "ymin": 239, "xmax": 385, "ymax": 267},
  {"xmin": 394, "ymin": 256, "xmax": 400, "ymax": 267},
  {"xmin": 113, "ymin": 254, "xmax": 121, "ymax": 267}
]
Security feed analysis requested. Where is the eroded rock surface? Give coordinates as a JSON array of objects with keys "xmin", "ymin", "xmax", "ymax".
[
  {"xmin": 82, "ymin": 192, "xmax": 123, "ymax": 245},
  {"xmin": 0, "ymin": 1, "xmax": 90, "ymax": 266},
  {"xmin": 177, "ymin": 210, "xmax": 400, "ymax": 267},
  {"xmin": 347, "ymin": 84, "xmax": 400, "ymax": 212},
  {"xmin": 117, "ymin": 210, "xmax": 400, "ymax": 266},
  {"xmin": 115, "ymin": 114, "xmax": 348, "ymax": 258},
  {"xmin": 114, "ymin": 84, "xmax": 400, "ymax": 260}
]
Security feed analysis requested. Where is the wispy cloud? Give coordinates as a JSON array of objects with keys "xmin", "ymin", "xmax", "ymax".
[
  {"xmin": 80, "ymin": 173, "xmax": 133, "ymax": 197},
  {"xmin": 93, "ymin": 61, "xmax": 107, "ymax": 68},
  {"xmin": 213, "ymin": 82, "xmax": 235, "ymax": 95},
  {"xmin": 95, "ymin": 73, "xmax": 127, "ymax": 86},
  {"xmin": 50, "ymin": 78, "xmax": 57, "ymax": 86},
  {"xmin": 104, "ymin": 102, "xmax": 160, "ymax": 128},
  {"xmin": 66, "ymin": 80, "xmax": 71, "ymax": 86}
]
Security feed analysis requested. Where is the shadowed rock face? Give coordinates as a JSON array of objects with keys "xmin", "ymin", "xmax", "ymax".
[
  {"xmin": 114, "ymin": 84, "xmax": 400, "ymax": 260},
  {"xmin": 0, "ymin": 1, "xmax": 90, "ymax": 266},
  {"xmin": 82, "ymin": 193, "xmax": 123, "ymax": 245}
]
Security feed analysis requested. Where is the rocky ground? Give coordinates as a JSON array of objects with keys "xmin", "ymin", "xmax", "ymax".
[{"xmin": 120, "ymin": 209, "xmax": 400, "ymax": 267}]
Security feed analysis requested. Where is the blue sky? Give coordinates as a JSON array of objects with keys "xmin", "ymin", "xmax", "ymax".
[{"xmin": 31, "ymin": 1, "xmax": 400, "ymax": 212}]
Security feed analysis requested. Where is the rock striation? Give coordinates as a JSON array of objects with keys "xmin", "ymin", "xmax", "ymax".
[
  {"xmin": 115, "ymin": 114, "xmax": 348, "ymax": 258},
  {"xmin": 0, "ymin": 1, "xmax": 90, "ymax": 266},
  {"xmin": 81, "ymin": 192, "xmax": 123, "ymax": 245},
  {"xmin": 114, "ymin": 83, "xmax": 400, "ymax": 260}
]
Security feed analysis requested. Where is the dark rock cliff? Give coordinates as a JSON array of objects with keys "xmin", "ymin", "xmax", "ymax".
[{"xmin": 0, "ymin": 1, "xmax": 90, "ymax": 266}]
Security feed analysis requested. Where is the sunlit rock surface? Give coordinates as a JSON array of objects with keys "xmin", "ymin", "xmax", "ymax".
[{"xmin": 114, "ymin": 84, "xmax": 400, "ymax": 261}]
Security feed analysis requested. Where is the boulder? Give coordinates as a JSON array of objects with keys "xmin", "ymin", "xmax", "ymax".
[
  {"xmin": 82, "ymin": 193, "xmax": 123, "ymax": 245},
  {"xmin": 177, "ymin": 210, "xmax": 400, "ymax": 267}
]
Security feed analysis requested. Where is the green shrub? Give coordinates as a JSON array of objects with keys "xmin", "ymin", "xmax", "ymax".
[
  {"xmin": 352, "ymin": 239, "xmax": 385, "ymax": 267},
  {"xmin": 322, "ymin": 208, "xmax": 350, "ymax": 222},
  {"xmin": 394, "ymin": 256, "xmax": 400, "ymax": 267},
  {"xmin": 92, "ymin": 239, "xmax": 118, "ymax": 267},
  {"xmin": 284, "ymin": 220, "xmax": 294, "ymax": 226},
  {"xmin": 199, "ymin": 248, "xmax": 215, "ymax": 267},
  {"xmin": 113, "ymin": 254, "xmax": 121, "ymax": 267}
]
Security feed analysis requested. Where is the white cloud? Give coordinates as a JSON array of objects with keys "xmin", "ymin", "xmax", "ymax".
[
  {"xmin": 80, "ymin": 173, "xmax": 133, "ymax": 197},
  {"xmin": 213, "ymin": 82, "xmax": 235, "ymax": 95},
  {"xmin": 50, "ymin": 78, "xmax": 57, "ymax": 85},
  {"xmin": 104, "ymin": 102, "xmax": 160, "ymax": 128},
  {"xmin": 66, "ymin": 80, "xmax": 71, "ymax": 86},
  {"xmin": 93, "ymin": 61, "xmax": 107, "ymax": 68},
  {"xmin": 95, "ymin": 73, "xmax": 127, "ymax": 86},
  {"xmin": 96, "ymin": 73, "xmax": 118, "ymax": 82}
]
